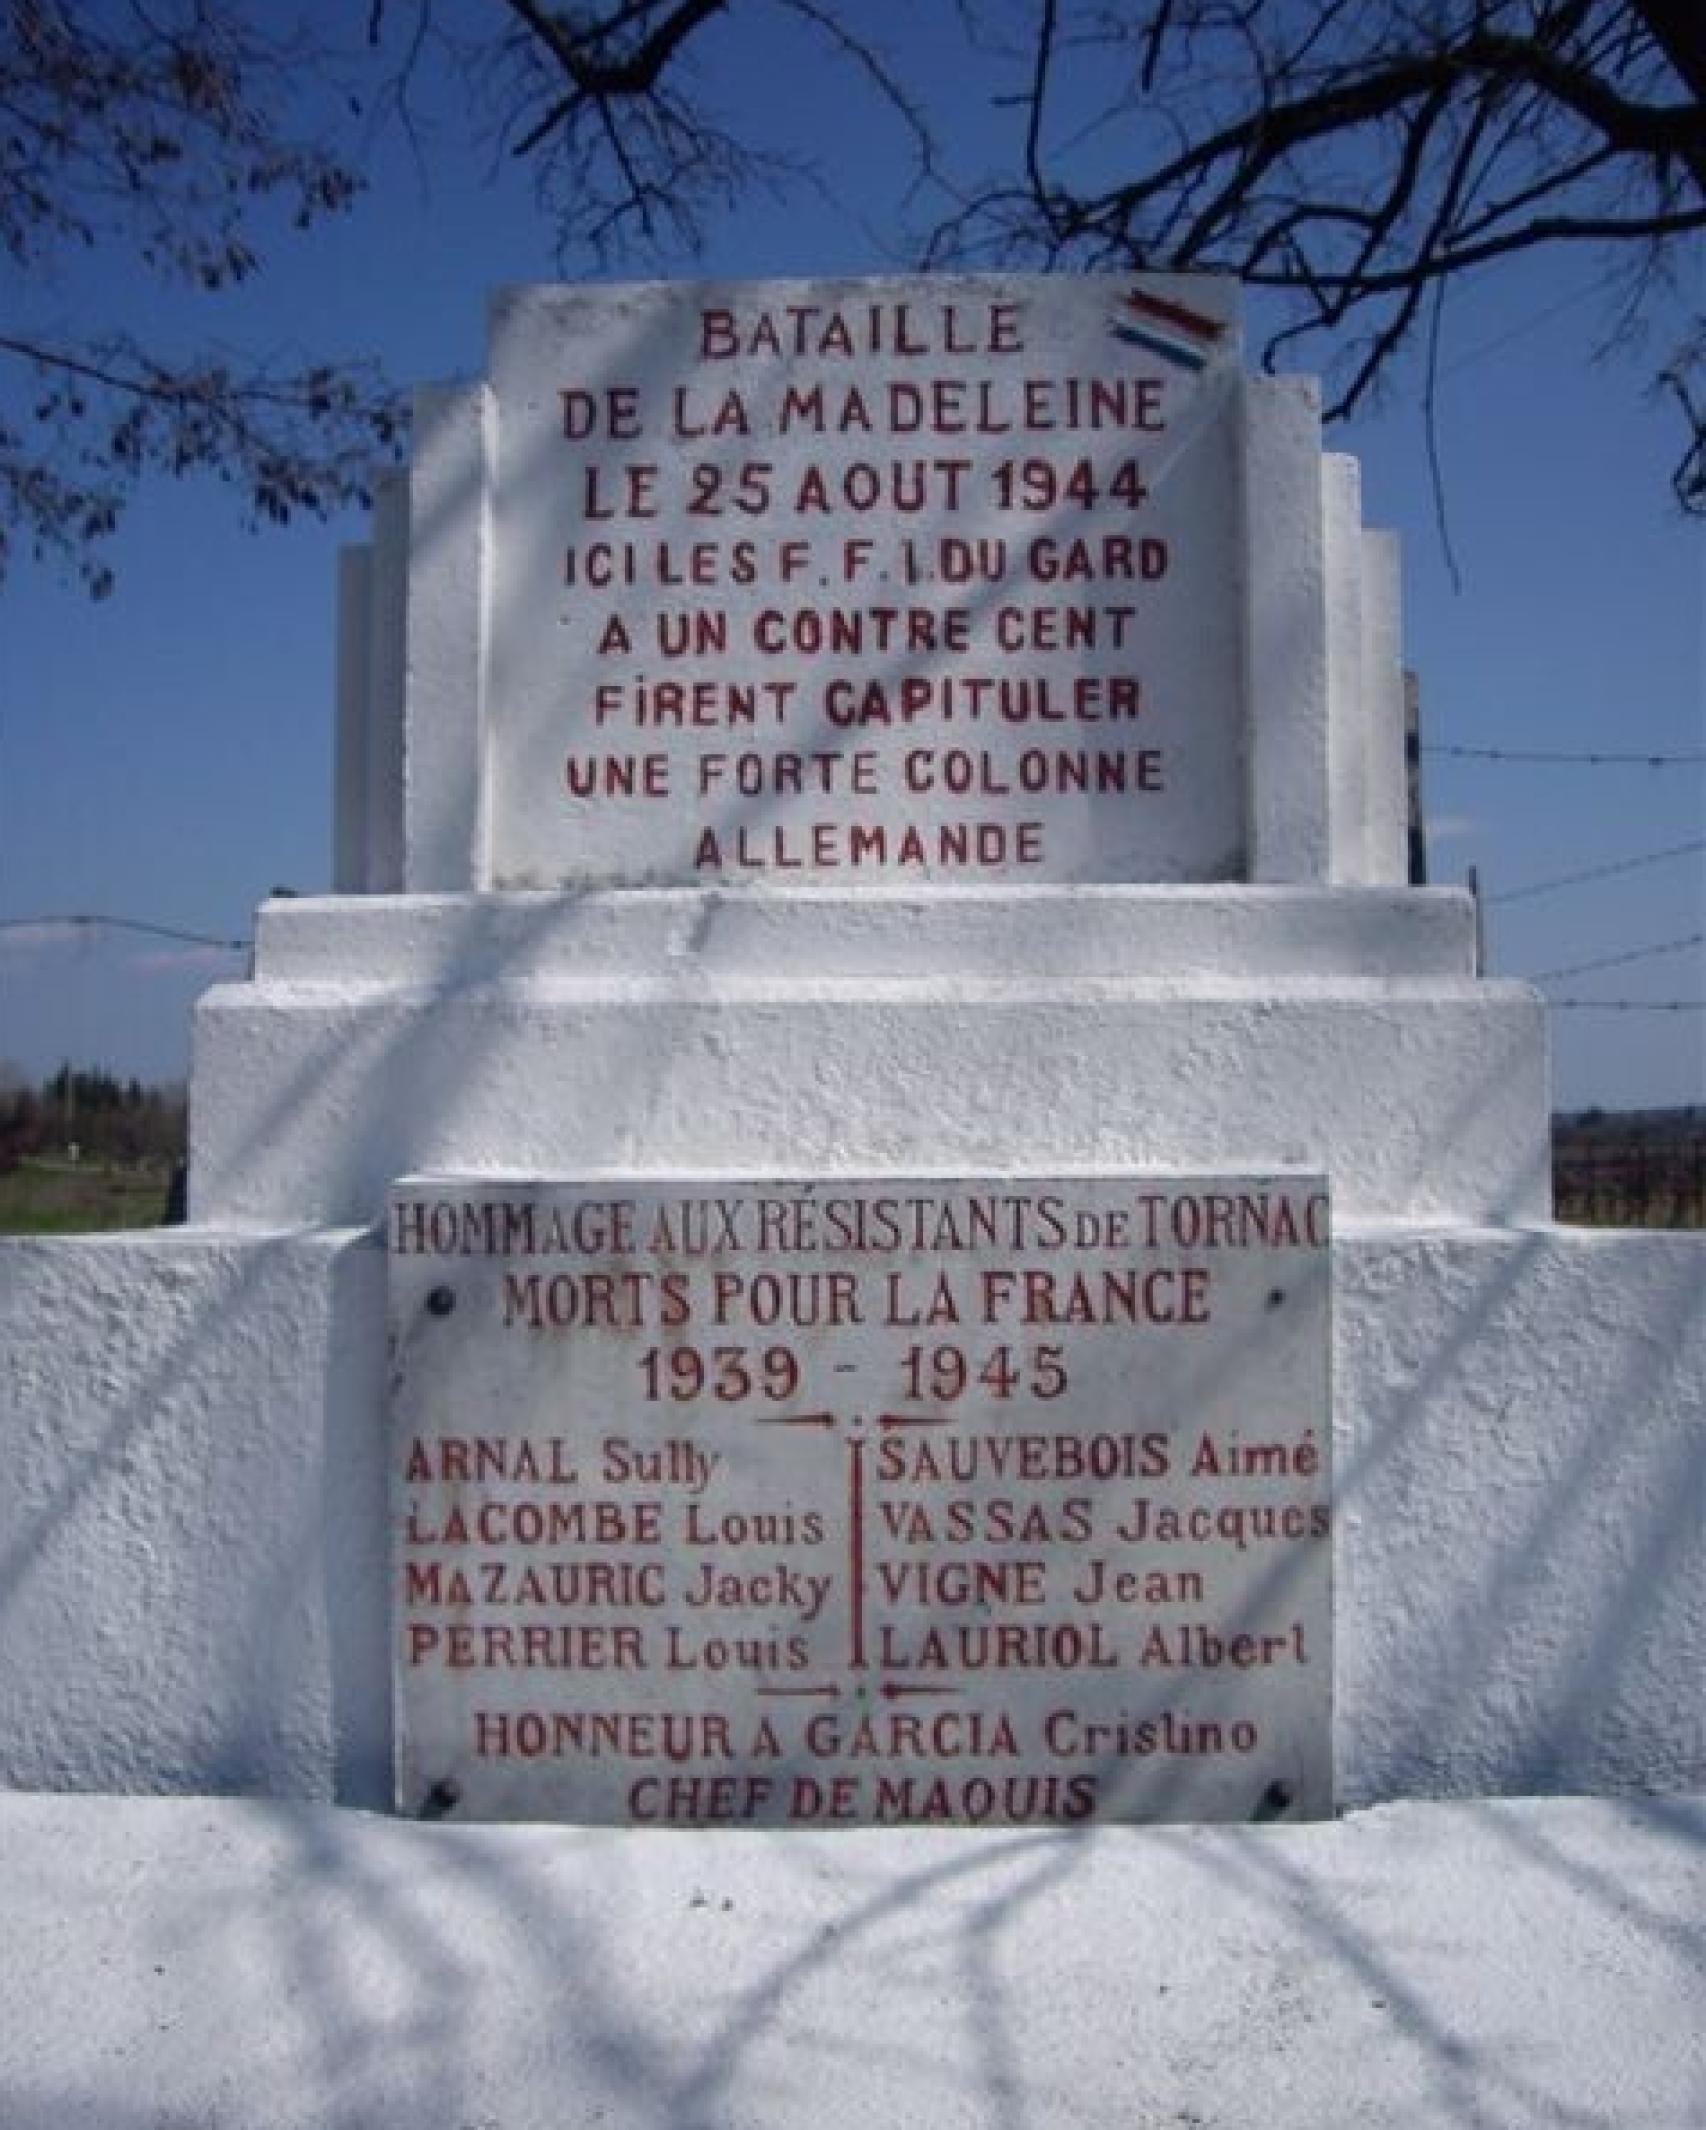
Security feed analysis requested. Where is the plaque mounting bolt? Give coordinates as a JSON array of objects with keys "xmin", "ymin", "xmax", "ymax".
[
  {"xmin": 418, "ymin": 1778, "xmax": 461, "ymax": 1820},
  {"xmin": 427, "ymin": 1286, "xmax": 456, "ymax": 1318},
  {"xmin": 1253, "ymin": 1780, "xmax": 1295, "ymax": 1821}
]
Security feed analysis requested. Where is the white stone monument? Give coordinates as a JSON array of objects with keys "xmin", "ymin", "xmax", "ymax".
[
  {"xmin": 1, "ymin": 274, "xmax": 1700, "ymax": 1824},
  {"xmin": 197, "ymin": 276, "xmax": 1543, "ymax": 1233}
]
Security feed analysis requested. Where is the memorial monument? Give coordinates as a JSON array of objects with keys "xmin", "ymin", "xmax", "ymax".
[{"xmin": 1, "ymin": 274, "xmax": 1700, "ymax": 1827}]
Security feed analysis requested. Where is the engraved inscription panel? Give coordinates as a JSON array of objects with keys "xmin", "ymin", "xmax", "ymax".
[
  {"xmin": 390, "ymin": 1175, "xmax": 1331, "ymax": 1826},
  {"xmin": 484, "ymin": 274, "xmax": 1246, "ymax": 887}
]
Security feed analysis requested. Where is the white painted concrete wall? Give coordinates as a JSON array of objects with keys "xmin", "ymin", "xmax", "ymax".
[
  {"xmin": 1243, "ymin": 377, "xmax": 1331, "ymax": 881},
  {"xmin": 1358, "ymin": 528, "xmax": 1409, "ymax": 885},
  {"xmin": 364, "ymin": 474, "xmax": 409, "ymax": 894},
  {"xmin": 405, "ymin": 383, "xmax": 495, "ymax": 893},
  {"xmin": 332, "ymin": 548, "xmax": 372, "ymax": 895},
  {"xmin": 2, "ymin": 1223, "xmax": 1700, "ymax": 1810},
  {"xmin": 188, "ymin": 886, "xmax": 1550, "ymax": 1229},
  {"xmin": 0, "ymin": 1229, "xmax": 388, "ymax": 1801},
  {"xmin": 1336, "ymin": 1225, "xmax": 1706, "ymax": 1802}
]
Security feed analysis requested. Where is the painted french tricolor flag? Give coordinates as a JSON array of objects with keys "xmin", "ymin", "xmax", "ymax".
[{"xmin": 1109, "ymin": 286, "xmax": 1227, "ymax": 370}]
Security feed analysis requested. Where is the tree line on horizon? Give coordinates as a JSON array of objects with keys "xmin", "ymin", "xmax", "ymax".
[{"xmin": 0, "ymin": 1064, "xmax": 186, "ymax": 1173}]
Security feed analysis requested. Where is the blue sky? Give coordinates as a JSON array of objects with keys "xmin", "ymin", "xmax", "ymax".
[{"xmin": 1, "ymin": 4, "xmax": 1701, "ymax": 1110}]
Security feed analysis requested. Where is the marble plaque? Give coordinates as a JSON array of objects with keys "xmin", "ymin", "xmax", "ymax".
[
  {"xmin": 483, "ymin": 275, "xmax": 1246, "ymax": 887},
  {"xmin": 389, "ymin": 1174, "xmax": 1331, "ymax": 1826}
]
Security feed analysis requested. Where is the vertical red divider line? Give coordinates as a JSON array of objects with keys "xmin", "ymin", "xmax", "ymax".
[{"xmin": 849, "ymin": 1431, "xmax": 866, "ymax": 1671}]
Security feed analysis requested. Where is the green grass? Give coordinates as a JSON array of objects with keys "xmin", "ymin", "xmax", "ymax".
[{"xmin": 0, "ymin": 1158, "xmax": 176, "ymax": 1235}]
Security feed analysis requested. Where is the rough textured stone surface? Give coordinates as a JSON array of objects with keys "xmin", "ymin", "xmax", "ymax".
[
  {"xmin": 193, "ymin": 988, "xmax": 1549, "ymax": 1230},
  {"xmin": 0, "ymin": 1791, "xmax": 1700, "ymax": 2129},
  {"xmin": 1243, "ymin": 375, "xmax": 1330, "ymax": 880},
  {"xmin": 0, "ymin": 1228, "xmax": 388, "ymax": 1800},
  {"xmin": 3, "ymin": 1222, "xmax": 1699, "ymax": 1807},
  {"xmin": 404, "ymin": 382, "xmax": 493, "ymax": 892},
  {"xmin": 1336, "ymin": 1225, "xmax": 1706, "ymax": 1804},
  {"xmin": 248, "ymin": 882, "xmax": 1481, "ymax": 981},
  {"xmin": 188, "ymin": 887, "xmax": 1547, "ymax": 1229}
]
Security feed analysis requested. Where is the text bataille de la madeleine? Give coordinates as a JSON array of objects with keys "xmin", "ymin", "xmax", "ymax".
[
  {"xmin": 544, "ymin": 292, "xmax": 1209, "ymax": 877},
  {"xmin": 556, "ymin": 292, "xmax": 1178, "ymax": 582}
]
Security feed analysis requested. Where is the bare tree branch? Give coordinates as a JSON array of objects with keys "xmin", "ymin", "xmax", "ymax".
[
  {"xmin": 494, "ymin": 0, "xmax": 730, "ymax": 100},
  {"xmin": 0, "ymin": 329, "xmax": 401, "ymax": 596},
  {"xmin": 780, "ymin": 0, "xmax": 939, "ymax": 184},
  {"xmin": 917, "ymin": 0, "xmax": 1705, "ymax": 506},
  {"xmin": 8, "ymin": 0, "xmax": 1704, "ymax": 596},
  {"xmin": 1, "ymin": 0, "xmax": 403, "ymax": 593}
]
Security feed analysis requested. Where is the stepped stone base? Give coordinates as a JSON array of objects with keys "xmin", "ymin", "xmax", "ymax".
[{"xmin": 190, "ymin": 887, "xmax": 1548, "ymax": 1228}]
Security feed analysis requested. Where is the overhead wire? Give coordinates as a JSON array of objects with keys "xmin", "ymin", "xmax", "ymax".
[
  {"xmin": 1427, "ymin": 744, "xmax": 1706, "ymax": 766},
  {"xmin": 1528, "ymin": 932, "xmax": 1704, "ymax": 984},
  {"xmin": 1488, "ymin": 836, "xmax": 1706, "ymax": 904},
  {"xmin": 0, "ymin": 913, "xmax": 250, "ymax": 951}
]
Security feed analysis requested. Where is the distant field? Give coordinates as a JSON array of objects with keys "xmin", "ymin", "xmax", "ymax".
[
  {"xmin": 1555, "ymin": 1167, "xmax": 1705, "ymax": 1228},
  {"xmin": 1553, "ymin": 1111, "xmax": 1706, "ymax": 1230},
  {"xmin": 0, "ymin": 1158, "xmax": 176, "ymax": 1235}
]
